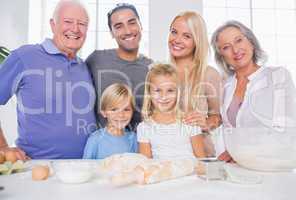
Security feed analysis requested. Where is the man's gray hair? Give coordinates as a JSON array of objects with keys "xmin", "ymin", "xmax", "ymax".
[
  {"xmin": 211, "ymin": 20, "xmax": 266, "ymax": 76},
  {"xmin": 52, "ymin": 0, "xmax": 89, "ymax": 23}
]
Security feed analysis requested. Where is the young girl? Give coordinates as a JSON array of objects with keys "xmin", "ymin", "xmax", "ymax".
[
  {"xmin": 137, "ymin": 63, "xmax": 206, "ymax": 160},
  {"xmin": 83, "ymin": 83, "xmax": 137, "ymax": 159}
]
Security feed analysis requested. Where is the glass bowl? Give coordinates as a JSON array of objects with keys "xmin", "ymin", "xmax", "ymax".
[{"xmin": 223, "ymin": 127, "xmax": 296, "ymax": 172}]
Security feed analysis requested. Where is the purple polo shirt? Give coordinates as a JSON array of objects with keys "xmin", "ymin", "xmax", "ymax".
[{"xmin": 0, "ymin": 39, "xmax": 97, "ymax": 159}]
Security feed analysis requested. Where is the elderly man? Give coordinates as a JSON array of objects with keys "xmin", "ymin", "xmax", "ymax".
[
  {"xmin": 0, "ymin": 0, "xmax": 96, "ymax": 159},
  {"xmin": 86, "ymin": 3, "xmax": 153, "ymax": 131}
]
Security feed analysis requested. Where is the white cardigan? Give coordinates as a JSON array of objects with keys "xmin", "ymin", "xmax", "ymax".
[{"xmin": 222, "ymin": 66, "xmax": 296, "ymax": 129}]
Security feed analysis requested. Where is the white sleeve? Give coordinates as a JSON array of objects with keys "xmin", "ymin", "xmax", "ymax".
[
  {"xmin": 272, "ymin": 67, "xmax": 296, "ymax": 127},
  {"xmin": 137, "ymin": 122, "xmax": 151, "ymax": 143}
]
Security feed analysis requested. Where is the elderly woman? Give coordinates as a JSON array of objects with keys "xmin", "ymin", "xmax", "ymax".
[{"xmin": 211, "ymin": 20, "xmax": 296, "ymax": 161}]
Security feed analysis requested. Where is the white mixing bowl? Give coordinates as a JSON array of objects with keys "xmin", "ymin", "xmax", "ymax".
[{"xmin": 53, "ymin": 161, "xmax": 94, "ymax": 184}]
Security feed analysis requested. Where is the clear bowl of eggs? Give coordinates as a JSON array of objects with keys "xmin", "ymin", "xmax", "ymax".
[
  {"xmin": 223, "ymin": 127, "xmax": 296, "ymax": 172},
  {"xmin": 52, "ymin": 160, "xmax": 95, "ymax": 184}
]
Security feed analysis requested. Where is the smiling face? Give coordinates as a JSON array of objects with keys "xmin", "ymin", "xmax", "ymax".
[
  {"xmin": 217, "ymin": 27, "xmax": 255, "ymax": 72},
  {"xmin": 50, "ymin": 3, "xmax": 88, "ymax": 59},
  {"xmin": 168, "ymin": 17, "xmax": 195, "ymax": 61},
  {"xmin": 150, "ymin": 75, "xmax": 178, "ymax": 114},
  {"xmin": 110, "ymin": 8, "xmax": 142, "ymax": 54},
  {"xmin": 102, "ymin": 97, "xmax": 133, "ymax": 132}
]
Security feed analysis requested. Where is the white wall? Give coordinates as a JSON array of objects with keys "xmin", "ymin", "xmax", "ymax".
[
  {"xmin": 0, "ymin": 0, "xmax": 29, "ymax": 50},
  {"xmin": 0, "ymin": 0, "xmax": 30, "ymax": 146},
  {"xmin": 149, "ymin": 0, "xmax": 202, "ymax": 62}
]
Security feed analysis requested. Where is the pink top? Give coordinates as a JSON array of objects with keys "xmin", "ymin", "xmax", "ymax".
[{"xmin": 226, "ymin": 96, "xmax": 243, "ymax": 127}]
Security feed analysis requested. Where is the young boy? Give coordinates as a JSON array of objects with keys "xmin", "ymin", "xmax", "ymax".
[{"xmin": 83, "ymin": 83, "xmax": 137, "ymax": 159}]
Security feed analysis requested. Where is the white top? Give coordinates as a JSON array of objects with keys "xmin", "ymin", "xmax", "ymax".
[
  {"xmin": 137, "ymin": 120, "xmax": 202, "ymax": 160},
  {"xmin": 222, "ymin": 66, "xmax": 296, "ymax": 129}
]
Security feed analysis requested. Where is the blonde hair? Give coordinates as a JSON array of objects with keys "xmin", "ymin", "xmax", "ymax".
[
  {"xmin": 100, "ymin": 83, "xmax": 135, "ymax": 112},
  {"xmin": 169, "ymin": 11, "xmax": 209, "ymax": 112},
  {"xmin": 142, "ymin": 63, "xmax": 180, "ymax": 121}
]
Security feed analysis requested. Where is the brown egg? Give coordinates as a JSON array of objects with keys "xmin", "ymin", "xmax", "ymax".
[
  {"xmin": 0, "ymin": 153, "xmax": 5, "ymax": 164},
  {"xmin": 32, "ymin": 165, "xmax": 50, "ymax": 181},
  {"xmin": 4, "ymin": 151, "xmax": 17, "ymax": 163}
]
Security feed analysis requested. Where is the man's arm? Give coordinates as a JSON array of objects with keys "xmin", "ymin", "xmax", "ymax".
[
  {"xmin": 0, "ymin": 51, "xmax": 28, "ymax": 160},
  {"xmin": 0, "ymin": 127, "xmax": 8, "ymax": 149}
]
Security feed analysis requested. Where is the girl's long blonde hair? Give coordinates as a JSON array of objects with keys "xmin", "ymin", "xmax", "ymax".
[
  {"xmin": 141, "ymin": 63, "xmax": 180, "ymax": 121},
  {"xmin": 169, "ymin": 11, "xmax": 209, "ymax": 112}
]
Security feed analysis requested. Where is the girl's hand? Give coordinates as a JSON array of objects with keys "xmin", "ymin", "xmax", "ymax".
[
  {"xmin": 182, "ymin": 111, "xmax": 207, "ymax": 129},
  {"xmin": 218, "ymin": 151, "xmax": 235, "ymax": 163},
  {"xmin": 191, "ymin": 135, "xmax": 206, "ymax": 158},
  {"xmin": 139, "ymin": 142, "xmax": 153, "ymax": 159}
]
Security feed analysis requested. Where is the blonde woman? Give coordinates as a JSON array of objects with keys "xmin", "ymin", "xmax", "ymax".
[
  {"xmin": 83, "ymin": 83, "xmax": 137, "ymax": 159},
  {"xmin": 137, "ymin": 63, "xmax": 206, "ymax": 160},
  {"xmin": 168, "ymin": 11, "xmax": 222, "ymax": 155}
]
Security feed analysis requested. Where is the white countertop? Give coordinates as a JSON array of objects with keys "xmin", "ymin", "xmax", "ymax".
[{"xmin": 1, "ymin": 160, "xmax": 296, "ymax": 200}]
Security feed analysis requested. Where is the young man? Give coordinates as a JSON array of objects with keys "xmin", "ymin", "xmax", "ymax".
[
  {"xmin": 0, "ymin": 0, "xmax": 97, "ymax": 159},
  {"xmin": 86, "ymin": 3, "xmax": 153, "ymax": 131}
]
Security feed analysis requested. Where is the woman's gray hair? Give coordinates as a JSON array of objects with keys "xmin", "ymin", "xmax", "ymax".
[
  {"xmin": 52, "ymin": 0, "xmax": 89, "ymax": 23},
  {"xmin": 211, "ymin": 20, "xmax": 266, "ymax": 76}
]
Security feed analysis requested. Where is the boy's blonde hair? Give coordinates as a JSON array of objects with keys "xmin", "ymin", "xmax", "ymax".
[
  {"xmin": 169, "ymin": 11, "xmax": 209, "ymax": 112},
  {"xmin": 100, "ymin": 83, "xmax": 135, "ymax": 112},
  {"xmin": 142, "ymin": 63, "xmax": 180, "ymax": 121}
]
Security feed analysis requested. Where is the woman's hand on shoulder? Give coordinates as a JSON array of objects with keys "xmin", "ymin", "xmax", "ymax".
[{"xmin": 183, "ymin": 111, "xmax": 207, "ymax": 129}]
